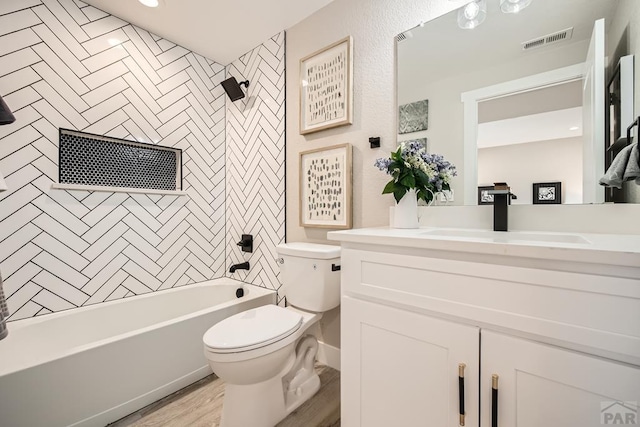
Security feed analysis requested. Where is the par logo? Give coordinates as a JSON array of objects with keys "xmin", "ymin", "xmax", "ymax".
[{"xmin": 601, "ymin": 401, "xmax": 637, "ymax": 425}]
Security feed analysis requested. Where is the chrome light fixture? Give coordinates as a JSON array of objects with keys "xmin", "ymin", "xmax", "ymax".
[
  {"xmin": 500, "ymin": 0, "xmax": 532, "ymax": 14},
  {"xmin": 457, "ymin": 0, "xmax": 487, "ymax": 29}
]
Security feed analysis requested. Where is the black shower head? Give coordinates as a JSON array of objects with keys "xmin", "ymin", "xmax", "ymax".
[{"xmin": 221, "ymin": 77, "xmax": 249, "ymax": 102}]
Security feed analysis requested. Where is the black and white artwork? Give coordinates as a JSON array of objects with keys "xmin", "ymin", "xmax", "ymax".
[
  {"xmin": 478, "ymin": 186, "xmax": 494, "ymax": 205},
  {"xmin": 300, "ymin": 37, "xmax": 353, "ymax": 134},
  {"xmin": 532, "ymin": 182, "xmax": 562, "ymax": 204},
  {"xmin": 300, "ymin": 144, "xmax": 352, "ymax": 229},
  {"xmin": 399, "ymin": 138, "xmax": 427, "ymax": 150},
  {"xmin": 399, "ymin": 99, "xmax": 429, "ymax": 134}
]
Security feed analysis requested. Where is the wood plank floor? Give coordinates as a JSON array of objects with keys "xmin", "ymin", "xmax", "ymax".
[{"xmin": 109, "ymin": 365, "xmax": 340, "ymax": 427}]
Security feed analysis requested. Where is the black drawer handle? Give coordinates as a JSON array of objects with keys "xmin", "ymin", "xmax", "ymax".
[
  {"xmin": 458, "ymin": 363, "xmax": 466, "ymax": 426},
  {"xmin": 492, "ymin": 374, "xmax": 499, "ymax": 427}
]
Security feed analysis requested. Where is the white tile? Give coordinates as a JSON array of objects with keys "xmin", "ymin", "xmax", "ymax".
[
  {"xmin": 81, "ymin": 15, "xmax": 127, "ymax": 39},
  {"xmin": 0, "ymin": 185, "xmax": 42, "ymax": 224},
  {"xmin": 121, "ymin": 275, "xmax": 152, "ymax": 295},
  {"xmin": 81, "ymin": 253, "xmax": 127, "ymax": 294},
  {"xmin": 2, "ymin": 262, "xmax": 41, "ymax": 296},
  {"xmin": 122, "ymin": 88, "xmax": 161, "ymax": 128},
  {"xmin": 30, "ymin": 23, "xmax": 90, "ymax": 80},
  {"xmin": 122, "ymin": 72, "xmax": 161, "ymax": 114},
  {"xmin": 104, "ymin": 282, "xmax": 128, "ymax": 302},
  {"xmin": 81, "ymin": 108, "xmax": 128, "ymax": 135},
  {"xmin": 0, "ymin": 9, "xmax": 41, "ymax": 38},
  {"xmin": 33, "ymin": 251, "xmax": 89, "ymax": 287},
  {"xmin": 122, "ymin": 197, "xmax": 161, "ymax": 231},
  {"xmin": 157, "ymin": 259, "xmax": 189, "ymax": 290},
  {"xmin": 0, "ymin": 28, "xmax": 41, "ymax": 58},
  {"xmin": 185, "ymin": 265, "xmax": 206, "ymax": 282},
  {"xmin": 155, "ymin": 218, "xmax": 189, "ymax": 253},
  {"xmin": 31, "ymin": 43, "xmax": 90, "ymax": 95},
  {"xmin": 84, "ymin": 269, "xmax": 127, "ymax": 305},
  {"xmin": 31, "ymin": 61, "xmax": 90, "ymax": 112},
  {"xmin": 122, "ymin": 213, "xmax": 162, "ymax": 246},
  {"xmin": 0, "ymin": 48, "xmax": 41, "ymax": 80},
  {"xmin": 80, "ymin": 221, "xmax": 127, "ymax": 261},
  {"xmin": 81, "ymin": 61, "xmax": 128, "ymax": 91},
  {"xmin": 81, "ymin": 204, "xmax": 128, "ymax": 243},
  {"xmin": 33, "ymin": 288, "xmax": 75, "ymax": 311},
  {"xmin": 156, "ymin": 205, "xmax": 190, "ymax": 239},
  {"xmin": 3, "ymin": 88, "xmax": 41, "ymax": 115},
  {"xmin": 0, "ymin": 0, "xmax": 41, "ymax": 16},
  {"xmin": 81, "ymin": 45, "xmax": 128, "ymax": 74},
  {"xmin": 156, "ymin": 38, "xmax": 175, "ymax": 53},
  {"xmin": 157, "ymin": 111, "xmax": 190, "ymax": 139},
  {"xmin": 156, "ymin": 82, "xmax": 189, "ymax": 110},
  {"xmin": 59, "ymin": 0, "xmax": 89, "ymax": 26},
  {"xmin": 81, "ymin": 28, "xmax": 128, "ymax": 56},
  {"xmin": 122, "ymin": 104, "xmax": 161, "ymax": 142},
  {"xmin": 0, "ymin": 223, "xmax": 41, "ymax": 263},
  {"xmin": 31, "ymin": 99, "xmax": 74, "ymax": 130},
  {"xmin": 122, "ymin": 58, "xmax": 161, "ymax": 99},
  {"xmin": 81, "ymin": 6, "xmax": 108, "ymax": 22},
  {"xmin": 1, "ymin": 243, "xmax": 42, "ymax": 277},
  {"xmin": 122, "ymin": 26, "xmax": 161, "ymax": 70},
  {"xmin": 32, "ymin": 194, "xmax": 91, "ymax": 235},
  {"xmin": 33, "ymin": 232, "xmax": 89, "ymax": 270},
  {"xmin": 186, "ymin": 240, "xmax": 213, "ymax": 270},
  {"xmin": 123, "ymin": 245, "xmax": 160, "ymax": 275},
  {"xmin": 80, "ymin": 76, "xmax": 128, "ymax": 107},
  {"xmin": 156, "ymin": 70, "xmax": 189, "ymax": 96},
  {"xmin": 0, "ymin": 67, "xmax": 42, "ymax": 96},
  {"xmin": 47, "ymin": 185, "xmax": 91, "ymax": 218},
  {"xmin": 122, "ymin": 261, "xmax": 159, "ymax": 290},
  {"xmin": 157, "ymin": 56, "xmax": 190, "ymax": 81},
  {"xmin": 8, "ymin": 299, "xmax": 42, "ymax": 320},
  {"xmin": 81, "ymin": 92, "xmax": 128, "ymax": 123},
  {"xmin": 32, "ymin": 270, "xmax": 88, "ymax": 305},
  {"xmin": 156, "ymin": 246, "xmax": 189, "ymax": 281},
  {"xmin": 156, "ymin": 45, "xmax": 189, "ymax": 67},
  {"xmin": 32, "ymin": 213, "xmax": 90, "ymax": 253},
  {"xmin": 0, "ymin": 143, "xmax": 40, "ymax": 180},
  {"xmin": 155, "ymin": 232, "xmax": 189, "ymax": 268},
  {"xmin": 39, "ymin": 0, "xmax": 89, "ymax": 44},
  {"xmin": 81, "ymin": 236, "xmax": 128, "ymax": 277},
  {"xmin": 156, "ymin": 97, "xmax": 189, "ymax": 124},
  {"xmin": 133, "ymin": 26, "xmax": 162, "ymax": 57},
  {"xmin": 122, "ymin": 229, "xmax": 162, "ymax": 261}
]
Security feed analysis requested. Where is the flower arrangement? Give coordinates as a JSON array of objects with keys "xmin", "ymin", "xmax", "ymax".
[{"xmin": 374, "ymin": 140, "xmax": 457, "ymax": 204}]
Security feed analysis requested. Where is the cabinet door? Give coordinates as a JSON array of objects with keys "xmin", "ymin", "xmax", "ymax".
[
  {"xmin": 342, "ymin": 296, "xmax": 479, "ymax": 427},
  {"xmin": 481, "ymin": 330, "xmax": 640, "ymax": 427}
]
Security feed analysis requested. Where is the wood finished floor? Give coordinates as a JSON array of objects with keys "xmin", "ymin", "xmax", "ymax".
[{"xmin": 109, "ymin": 365, "xmax": 340, "ymax": 427}]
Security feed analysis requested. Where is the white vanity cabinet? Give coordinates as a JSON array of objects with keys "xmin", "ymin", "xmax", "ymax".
[{"xmin": 330, "ymin": 229, "xmax": 640, "ymax": 427}]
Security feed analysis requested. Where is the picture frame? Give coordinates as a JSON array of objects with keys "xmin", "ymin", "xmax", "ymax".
[
  {"xmin": 399, "ymin": 99, "xmax": 429, "ymax": 134},
  {"xmin": 299, "ymin": 36, "xmax": 353, "ymax": 135},
  {"xmin": 532, "ymin": 182, "xmax": 562, "ymax": 204},
  {"xmin": 399, "ymin": 137, "xmax": 428, "ymax": 150},
  {"xmin": 299, "ymin": 143, "xmax": 352, "ymax": 229},
  {"xmin": 477, "ymin": 186, "xmax": 494, "ymax": 205}
]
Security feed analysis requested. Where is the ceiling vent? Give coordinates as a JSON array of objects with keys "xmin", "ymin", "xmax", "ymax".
[
  {"xmin": 396, "ymin": 30, "xmax": 413, "ymax": 43},
  {"xmin": 522, "ymin": 27, "xmax": 573, "ymax": 51}
]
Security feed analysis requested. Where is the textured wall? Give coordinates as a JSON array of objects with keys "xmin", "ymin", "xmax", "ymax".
[
  {"xmin": 0, "ymin": 0, "xmax": 285, "ymax": 321},
  {"xmin": 224, "ymin": 32, "xmax": 286, "ymax": 294}
]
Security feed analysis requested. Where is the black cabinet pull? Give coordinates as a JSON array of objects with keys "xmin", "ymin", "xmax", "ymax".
[
  {"xmin": 492, "ymin": 374, "xmax": 499, "ymax": 427},
  {"xmin": 458, "ymin": 363, "xmax": 466, "ymax": 426}
]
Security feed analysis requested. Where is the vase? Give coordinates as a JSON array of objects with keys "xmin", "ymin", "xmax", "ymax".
[{"xmin": 392, "ymin": 189, "xmax": 419, "ymax": 228}]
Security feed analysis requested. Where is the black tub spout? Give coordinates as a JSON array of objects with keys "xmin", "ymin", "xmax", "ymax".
[{"xmin": 229, "ymin": 262, "xmax": 250, "ymax": 273}]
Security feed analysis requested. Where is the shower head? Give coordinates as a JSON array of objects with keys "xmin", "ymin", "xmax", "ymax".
[{"xmin": 221, "ymin": 77, "xmax": 250, "ymax": 101}]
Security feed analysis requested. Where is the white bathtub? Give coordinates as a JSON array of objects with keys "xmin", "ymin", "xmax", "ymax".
[{"xmin": 0, "ymin": 278, "xmax": 275, "ymax": 427}]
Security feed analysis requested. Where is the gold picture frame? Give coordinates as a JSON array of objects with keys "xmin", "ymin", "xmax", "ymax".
[
  {"xmin": 299, "ymin": 36, "xmax": 353, "ymax": 135},
  {"xmin": 299, "ymin": 143, "xmax": 352, "ymax": 229}
]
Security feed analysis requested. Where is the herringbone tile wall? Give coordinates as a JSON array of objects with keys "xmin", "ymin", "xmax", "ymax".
[
  {"xmin": 225, "ymin": 32, "xmax": 285, "ymax": 296},
  {"xmin": 0, "ymin": 0, "xmax": 285, "ymax": 321}
]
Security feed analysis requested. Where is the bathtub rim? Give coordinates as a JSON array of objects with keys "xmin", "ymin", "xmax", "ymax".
[{"xmin": 0, "ymin": 278, "xmax": 275, "ymax": 377}]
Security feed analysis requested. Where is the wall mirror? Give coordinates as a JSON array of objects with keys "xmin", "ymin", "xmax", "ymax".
[{"xmin": 397, "ymin": 0, "xmax": 637, "ymax": 205}]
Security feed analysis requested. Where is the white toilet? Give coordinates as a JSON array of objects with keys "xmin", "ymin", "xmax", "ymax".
[{"xmin": 202, "ymin": 242, "xmax": 341, "ymax": 427}]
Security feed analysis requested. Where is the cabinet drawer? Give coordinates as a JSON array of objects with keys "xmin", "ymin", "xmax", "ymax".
[{"xmin": 341, "ymin": 248, "xmax": 640, "ymax": 364}]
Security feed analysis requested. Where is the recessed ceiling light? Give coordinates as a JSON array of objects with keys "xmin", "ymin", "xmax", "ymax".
[
  {"xmin": 139, "ymin": 0, "xmax": 159, "ymax": 7},
  {"xmin": 569, "ymin": 126, "xmax": 579, "ymax": 131}
]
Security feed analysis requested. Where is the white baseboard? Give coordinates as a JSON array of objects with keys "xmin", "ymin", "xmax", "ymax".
[{"xmin": 317, "ymin": 341, "xmax": 340, "ymax": 371}]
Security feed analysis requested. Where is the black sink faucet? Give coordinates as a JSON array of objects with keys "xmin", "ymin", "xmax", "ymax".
[{"xmin": 487, "ymin": 183, "xmax": 517, "ymax": 232}]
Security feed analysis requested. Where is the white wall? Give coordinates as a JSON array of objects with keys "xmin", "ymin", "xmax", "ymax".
[
  {"xmin": 0, "ymin": 1, "xmax": 285, "ymax": 320},
  {"xmin": 478, "ymin": 137, "xmax": 583, "ymax": 205}
]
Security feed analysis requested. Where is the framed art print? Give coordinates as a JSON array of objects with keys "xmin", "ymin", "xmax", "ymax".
[
  {"xmin": 533, "ymin": 181, "xmax": 562, "ymax": 204},
  {"xmin": 299, "ymin": 36, "xmax": 353, "ymax": 135},
  {"xmin": 299, "ymin": 143, "xmax": 352, "ymax": 229},
  {"xmin": 477, "ymin": 185, "xmax": 494, "ymax": 205},
  {"xmin": 399, "ymin": 99, "xmax": 429, "ymax": 134}
]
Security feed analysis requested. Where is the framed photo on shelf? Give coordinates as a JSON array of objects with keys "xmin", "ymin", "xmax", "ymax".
[
  {"xmin": 477, "ymin": 186, "xmax": 494, "ymax": 205},
  {"xmin": 532, "ymin": 182, "xmax": 562, "ymax": 204},
  {"xmin": 299, "ymin": 143, "xmax": 352, "ymax": 229},
  {"xmin": 299, "ymin": 36, "xmax": 353, "ymax": 135}
]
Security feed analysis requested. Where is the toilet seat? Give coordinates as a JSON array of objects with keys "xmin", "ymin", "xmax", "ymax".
[{"xmin": 203, "ymin": 305, "xmax": 302, "ymax": 354}]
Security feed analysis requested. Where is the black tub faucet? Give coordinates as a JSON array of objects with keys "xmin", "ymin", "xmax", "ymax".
[
  {"xmin": 487, "ymin": 183, "xmax": 517, "ymax": 232},
  {"xmin": 229, "ymin": 262, "xmax": 250, "ymax": 273}
]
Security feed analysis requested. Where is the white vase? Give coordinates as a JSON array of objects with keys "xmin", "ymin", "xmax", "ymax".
[{"xmin": 392, "ymin": 189, "xmax": 419, "ymax": 228}]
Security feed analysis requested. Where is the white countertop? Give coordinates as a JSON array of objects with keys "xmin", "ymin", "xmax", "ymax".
[{"xmin": 328, "ymin": 227, "xmax": 640, "ymax": 268}]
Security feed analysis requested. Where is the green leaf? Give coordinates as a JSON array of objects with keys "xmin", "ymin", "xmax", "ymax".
[
  {"xmin": 393, "ymin": 187, "xmax": 407, "ymax": 203},
  {"xmin": 382, "ymin": 180, "xmax": 396, "ymax": 194},
  {"xmin": 400, "ymin": 174, "xmax": 415, "ymax": 188},
  {"xmin": 415, "ymin": 169, "xmax": 430, "ymax": 186}
]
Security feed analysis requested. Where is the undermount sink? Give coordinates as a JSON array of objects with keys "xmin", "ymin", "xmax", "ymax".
[{"xmin": 421, "ymin": 229, "xmax": 591, "ymax": 245}]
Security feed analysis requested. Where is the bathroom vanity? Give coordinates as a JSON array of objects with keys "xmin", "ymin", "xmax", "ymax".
[{"xmin": 328, "ymin": 227, "xmax": 640, "ymax": 427}]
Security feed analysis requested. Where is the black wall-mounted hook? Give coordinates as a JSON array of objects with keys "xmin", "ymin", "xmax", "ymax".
[
  {"xmin": 237, "ymin": 234, "xmax": 253, "ymax": 253},
  {"xmin": 369, "ymin": 137, "xmax": 381, "ymax": 149}
]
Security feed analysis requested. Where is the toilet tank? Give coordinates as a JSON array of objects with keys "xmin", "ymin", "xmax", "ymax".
[{"xmin": 276, "ymin": 243, "xmax": 341, "ymax": 312}]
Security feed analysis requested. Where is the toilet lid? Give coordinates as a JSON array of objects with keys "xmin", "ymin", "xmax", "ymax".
[{"xmin": 203, "ymin": 305, "xmax": 303, "ymax": 352}]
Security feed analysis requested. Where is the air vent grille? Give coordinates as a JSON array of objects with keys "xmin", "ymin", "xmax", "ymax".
[
  {"xmin": 522, "ymin": 27, "xmax": 574, "ymax": 51},
  {"xmin": 396, "ymin": 30, "xmax": 413, "ymax": 43}
]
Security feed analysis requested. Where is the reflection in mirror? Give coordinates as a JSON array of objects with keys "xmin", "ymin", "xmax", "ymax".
[{"xmin": 397, "ymin": 0, "xmax": 638, "ymax": 205}]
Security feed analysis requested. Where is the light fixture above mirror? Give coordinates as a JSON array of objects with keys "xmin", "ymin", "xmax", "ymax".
[{"xmin": 458, "ymin": 0, "xmax": 533, "ymax": 29}]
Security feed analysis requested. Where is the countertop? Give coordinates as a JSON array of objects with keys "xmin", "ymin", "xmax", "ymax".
[{"xmin": 327, "ymin": 227, "xmax": 640, "ymax": 268}]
